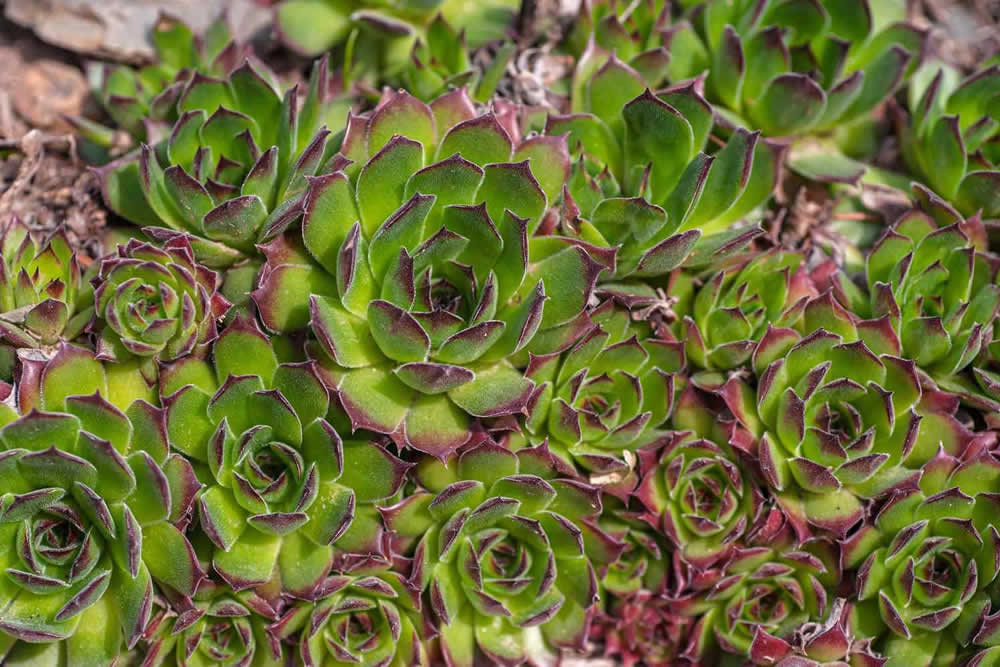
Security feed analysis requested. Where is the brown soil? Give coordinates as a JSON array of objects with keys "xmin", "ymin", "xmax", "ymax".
[{"xmin": 0, "ymin": 18, "xmax": 107, "ymax": 258}]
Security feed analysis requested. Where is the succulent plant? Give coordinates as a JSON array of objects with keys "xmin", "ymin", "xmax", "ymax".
[
  {"xmin": 721, "ymin": 301, "xmax": 946, "ymax": 537},
  {"xmin": 161, "ymin": 316, "xmax": 410, "ymax": 597},
  {"xmin": 563, "ymin": 0, "xmax": 671, "ymax": 91},
  {"xmin": 665, "ymin": 0, "xmax": 924, "ymax": 140},
  {"xmin": 842, "ymin": 447, "xmax": 1000, "ymax": 665},
  {"xmin": 93, "ymin": 236, "xmax": 231, "ymax": 365},
  {"xmin": 594, "ymin": 497, "xmax": 668, "ymax": 597},
  {"xmin": 401, "ymin": 14, "xmax": 515, "ymax": 103},
  {"xmin": 98, "ymin": 56, "xmax": 350, "ymax": 306},
  {"xmin": 677, "ymin": 523, "xmax": 839, "ymax": 661},
  {"xmin": 271, "ymin": 562, "xmax": 428, "ymax": 666},
  {"xmin": 0, "ymin": 343, "xmax": 202, "ymax": 663},
  {"xmin": 589, "ymin": 588, "xmax": 692, "ymax": 667},
  {"xmin": 976, "ymin": 325, "xmax": 1000, "ymax": 418},
  {"xmin": 21, "ymin": 0, "xmax": 1000, "ymax": 664},
  {"xmin": 274, "ymin": 0, "xmax": 518, "ymax": 64},
  {"xmin": 904, "ymin": 63, "xmax": 1000, "ymax": 217},
  {"xmin": 138, "ymin": 577, "xmax": 284, "ymax": 667},
  {"xmin": 253, "ymin": 89, "xmax": 600, "ymax": 458},
  {"xmin": 71, "ymin": 13, "xmax": 257, "ymax": 160},
  {"xmin": 382, "ymin": 441, "xmax": 613, "ymax": 666},
  {"xmin": 516, "ymin": 300, "xmax": 681, "ymax": 479},
  {"xmin": 0, "ymin": 219, "xmax": 95, "ymax": 352},
  {"xmin": 678, "ymin": 250, "xmax": 816, "ymax": 372},
  {"xmin": 545, "ymin": 83, "xmax": 780, "ymax": 279},
  {"xmin": 828, "ymin": 207, "xmax": 1000, "ymax": 405},
  {"xmin": 635, "ymin": 430, "xmax": 763, "ymax": 570},
  {"xmin": 749, "ymin": 598, "xmax": 887, "ymax": 666}
]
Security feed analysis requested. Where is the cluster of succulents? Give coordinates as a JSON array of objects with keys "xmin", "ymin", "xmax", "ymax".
[{"xmin": 9, "ymin": 0, "xmax": 1000, "ymax": 665}]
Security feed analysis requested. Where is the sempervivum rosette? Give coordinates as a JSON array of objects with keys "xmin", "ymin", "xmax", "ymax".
[
  {"xmin": 635, "ymin": 430, "xmax": 764, "ymax": 570},
  {"xmin": 749, "ymin": 598, "xmax": 887, "ymax": 666},
  {"xmin": 71, "ymin": 13, "xmax": 256, "ymax": 160},
  {"xmin": 678, "ymin": 250, "xmax": 816, "ymax": 373},
  {"xmin": 720, "ymin": 290, "xmax": 971, "ymax": 537},
  {"xmin": 0, "ymin": 218, "xmax": 95, "ymax": 351},
  {"xmin": 830, "ymin": 206, "xmax": 1000, "ymax": 403},
  {"xmin": 663, "ymin": 0, "xmax": 924, "ymax": 140},
  {"xmin": 381, "ymin": 441, "xmax": 615, "ymax": 666},
  {"xmin": 676, "ymin": 521, "xmax": 839, "ymax": 662},
  {"xmin": 518, "ymin": 300, "xmax": 681, "ymax": 481},
  {"xmin": 595, "ymin": 496, "xmax": 669, "ymax": 598},
  {"xmin": 0, "ymin": 344, "xmax": 202, "ymax": 663},
  {"xmin": 903, "ymin": 62, "xmax": 1000, "ymax": 218},
  {"xmin": 255, "ymin": 88, "xmax": 600, "ymax": 459},
  {"xmin": 562, "ymin": 0, "xmax": 670, "ymax": 89},
  {"xmin": 93, "ymin": 236, "xmax": 230, "ymax": 364},
  {"xmin": 841, "ymin": 447, "xmax": 1000, "ymax": 665},
  {"xmin": 162, "ymin": 316, "xmax": 410, "ymax": 596},
  {"xmin": 544, "ymin": 82, "xmax": 779, "ymax": 278},
  {"xmin": 138, "ymin": 577, "xmax": 284, "ymax": 667},
  {"xmin": 98, "ymin": 56, "xmax": 349, "ymax": 305},
  {"xmin": 588, "ymin": 589, "xmax": 692, "ymax": 667},
  {"xmin": 271, "ymin": 561, "xmax": 428, "ymax": 666}
]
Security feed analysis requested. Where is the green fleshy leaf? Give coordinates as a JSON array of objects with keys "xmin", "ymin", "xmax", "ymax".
[
  {"xmin": 404, "ymin": 393, "xmax": 473, "ymax": 457},
  {"xmin": 479, "ymin": 163, "xmax": 547, "ymax": 235},
  {"xmin": 437, "ymin": 114, "xmax": 513, "ymax": 167},
  {"xmin": 357, "ymin": 136, "xmax": 425, "ymax": 237},
  {"xmin": 214, "ymin": 318, "xmax": 278, "ymax": 384},
  {"xmin": 623, "ymin": 90, "xmax": 694, "ymax": 203},
  {"xmin": 449, "ymin": 363, "xmax": 533, "ymax": 418},
  {"xmin": 213, "ymin": 530, "xmax": 280, "ymax": 589},
  {"xmin": 142, "ymin": 521, "xmax": 201, "ymax": 595},
  {"xmin": 749, "ymin": 73, "xmax": 827, "ymax": 136}
]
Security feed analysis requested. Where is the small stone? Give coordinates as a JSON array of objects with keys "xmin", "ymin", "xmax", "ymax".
[{"xmin": 12, "ymin": 60, "xmax": 87, "ymax": 131}]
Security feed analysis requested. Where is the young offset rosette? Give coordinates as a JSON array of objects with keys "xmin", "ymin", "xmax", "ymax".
[
  {"xmin": 664, "ymin": 0, "xmax": 924, "ymax": 139},
  {"xmin": 401, "ymin": 14, "xmax": 513, "ymax": 103},
  {"xmin": 589, "ymin": 589, "xmax": 692, "ymax": 667},
  {"xmin": 904, "ymin": 63, "xmax": 1000, "ymax": 217},
  {"xmin": 841, "ymin": 448, "xmax": 1000, "ymax": 665},
  {"xmin": 93, "ymin": 236, "xmax": 230, "ymax": 363},
  {"xmin": 545, "ymin": 82, "xmax": 779, "ymax": 277},
  {"xmin": 635, "ymin": 431, "xmax": 764, "ymax": 570},
  {"xmin": 271, "ymin": 563, "xmax": 428, "ymax": 666},
  {"xmin": 595, "ymin": 496, "xmax": 669, "ymax": 598},
  {"xmin": 163, "ymin": 316, "xmax": 409, "ymax": 597},
  {"xmin": 381, "ymin": 441, "xmax": 614, "ymax": 666},
  {"xmin": 830, "ymin": 207, "xmax": 1000, "ymax": 403},
  {"xmin": 519, "ymin": 300, "xmax": 681, "ymax": 480},
  {"xmin": 563, "ymin": 0, "xmax": 671, "ymax": 90},
  {"xmin": 71, "ymin": 13, "xmax": 256, "ymax": 159},
  {"xmin": 0, "ymin": 219, "xmax": 95, "ymax": 350},
  {"xmin": 679, "ymin": 250, "xmax": 815, "ymax": 372},
  {"xmin": 138, "ymin": 577, "xmax": 284, "ymax": 667},
  {"xmin": 676, "ymin": 525, "xmax": 838, "ymax": 661},
  {"xmin": 749, "ymin": 598, "xmax": 886, "ymax": 666},
  {"xmin": 0, "ymin": 344, "xmax": 202, "ymax": 663},
  {"xmin": 255, "ymin": 89, "xmax": 599, "ymax": 459}
]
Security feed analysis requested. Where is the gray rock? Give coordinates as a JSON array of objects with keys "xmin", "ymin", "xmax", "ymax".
[{"xmin": 4, "ymin": 0, "xmax": 272, "ymax": 63}]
